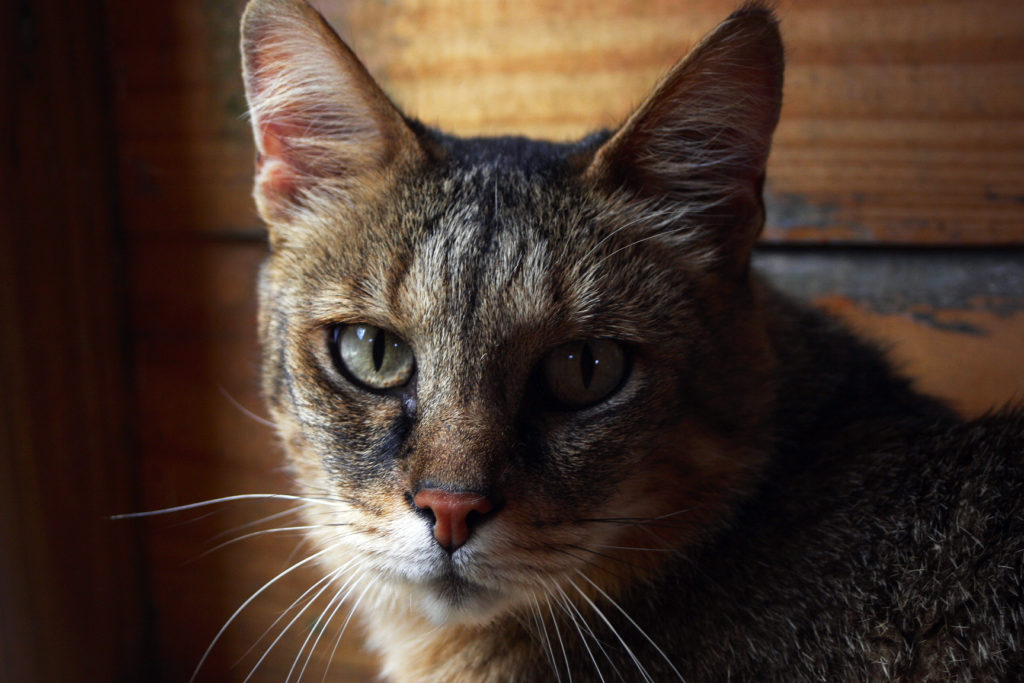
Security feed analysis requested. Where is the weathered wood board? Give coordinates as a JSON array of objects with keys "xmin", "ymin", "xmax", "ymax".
[
  {"xmin": 109, "ymin": 0, "xmax": 1024, "ymax": 243},
  {"xmin": 755, "ymin": 249, "xmax": 1024, "ymax": 416}
]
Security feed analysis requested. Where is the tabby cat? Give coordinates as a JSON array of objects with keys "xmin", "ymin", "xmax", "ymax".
[{"xmin": 239, "ymin": 0, "xmax": 1024, "ymax": 680}]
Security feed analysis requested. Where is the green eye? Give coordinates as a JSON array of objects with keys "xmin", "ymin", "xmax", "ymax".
[
  {"xmin": 543, "ymin": 339, "xmax": 626, "ymax": 408},
  {"xmin": 334, "ymin": 324, "xmax": 414, "ymax": 390}
]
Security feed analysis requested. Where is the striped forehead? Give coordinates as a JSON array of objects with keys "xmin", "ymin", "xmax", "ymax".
[{"xmin": 398, "ymin": 200, "xmax": 555, "ymax": 342}]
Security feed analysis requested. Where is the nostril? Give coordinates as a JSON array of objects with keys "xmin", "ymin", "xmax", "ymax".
[
  {"xmin": 465, "ymin": 508, "xmax": 485, "ymax": 528},
  {"xmin": 411, "ymin": 488, "xmax": 497, "ymax": 552},
  {"xmin": 407, "ymin": 491, "xmax": 436, "ymax": 524}
]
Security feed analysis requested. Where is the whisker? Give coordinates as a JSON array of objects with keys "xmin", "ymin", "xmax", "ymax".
[
  {"xmin": 558, "ymin": 544, "xmax": 649, "ymax": 577},
  {"xmin": 589, "ymin": 544, "xmax": 677, "ymax": 553},
  {"xmin": 567, "ymin": 576, "xmax": 653, "ymax": 683},
  {"xmin": 289, "ymin": 581, "xmax": 344, "ymax": 683},
  {"xmin": 294, "ymin": 566, "xmax": 365, "ymax": 682},
  {"xmin": 218, "ymin": 385, "xmax": 277, "ymax": 428},
  {"xmin": 550, "ymin": 581, "xmax": 610, "ymax": 683},
  {"xmin": 551, "ymin": 590, "xmax": 601, "ymax": 682},
  {"xmin": 544, "ymin": 588, "xmax": 573, "ymax": 683},
  {"xmin": 198, "ymin": 524, "xmax": 348, "ymax": 561},
  {"xmin": 111, "ymin": 493, "xmax": 345, "ymax": 520},
  {"xmin": 189, "ymin": 542, "xmax": 342, "ymax": 682},
  {"xmin": 652, "ymin": 507, "xmax": 695, "ymax": 521},
  {"xmin": 232, "ymin": 560, "xmax": 350, "ymax": 670},
  {"xmin": 209, "ymin": 503, "xmax": 311, "ymax": 542},
  {"xmin": 244, "ymin": 566, "xmax": 344, "ymax": 682},
  {"xmin": 320, "ymin": 572, "xmax": 372, "ymax": 683},
  {"xmin": 528, "ymin": 592, "xmax": 561, "ymax": 683},
  {"xmin": 575, "ymin": 570, "xmax": 685, "ymax": 681},
  {"xmin": 295, "ymin": 579, "xmax": 349, "ymax": 682}
]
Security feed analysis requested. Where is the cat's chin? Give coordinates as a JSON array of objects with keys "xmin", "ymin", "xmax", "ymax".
[{"xmin": 408, "ymin": 575, "xmax": 510, "ymax": 626}]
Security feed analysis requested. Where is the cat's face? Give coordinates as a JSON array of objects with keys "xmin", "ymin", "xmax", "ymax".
[{"xmin": 243, "ymin": 0, "xmax": 783, "ymax": 625}]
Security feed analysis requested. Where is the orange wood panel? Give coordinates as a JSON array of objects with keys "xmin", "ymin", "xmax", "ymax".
[
  {"xmin": 755, "ymin": 249, "xmax": 1024, "ymax": 416},
  {"xmin": 107, "ymin": 0, "xmax": 1024, "ymax": 243}
]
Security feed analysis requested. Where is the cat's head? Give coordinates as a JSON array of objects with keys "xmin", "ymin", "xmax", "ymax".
[{"xmin": 242, "ymin": 0, "xmax": 783, "ymax": 625}]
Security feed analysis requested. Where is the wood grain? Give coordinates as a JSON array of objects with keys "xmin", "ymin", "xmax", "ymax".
[
  {"xmin": 110, "ymin": 0, "xmax": 1024, "ymax": 243},
  {"xmin": 1, "ymin": 0, "xmax": 144, "ymax": 679},
  {"xmin": 755, "ymin": 249, "xmax": 1024, "ymax": 416}
]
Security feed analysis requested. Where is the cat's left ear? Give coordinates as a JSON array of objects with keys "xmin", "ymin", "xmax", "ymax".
[
  {"xmin": 585, "ymin": 5, "xmax": 784, "ymax": 275},
  {"xmin": 241, "ymin": 0, "xmax": 424, "ymax": 233}
]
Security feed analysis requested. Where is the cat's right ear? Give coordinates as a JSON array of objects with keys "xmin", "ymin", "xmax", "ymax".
[
  {"xmin": 584, "ymin": 5, "xmax": 784, "ymax": 276},
  {"xmin": 241, "ymin": 0, "xmax": 424, "ymax": 234}
]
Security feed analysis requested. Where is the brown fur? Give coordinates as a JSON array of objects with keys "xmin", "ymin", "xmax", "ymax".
[{"xmin": 240, "ymin": 1, "xmax": 1024, "ymax": 680}]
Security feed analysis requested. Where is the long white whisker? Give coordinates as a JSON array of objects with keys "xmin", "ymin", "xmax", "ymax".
[
  {"xmin": 244, "ymin": 566, "xmax": 344, "ymax": 682},
  {"xmin": 568, "ymin": 576, "xmax": 653, "ymax": 683},
  {"xmin": 199, "ymin": 524, "xmax": 342, "ymax": 560},
  {"xmin": 320, "ymin": 572, "xmax": 372, "ymax": 683},
  {"xmin": 294, "ymin": 567, "xmax": 365, "ymax": 682},
  {"xmin": 550, "ymin": 583, "xmax": 606, "ymax": 683},
  {"xmin": 295, "ymin": 581, "xmax": 349, "ymax": 683},
  {"xmin": 575, "ymin": 570, "xmax": 685, "ymax": 681},
  {"xmin": 561, "ymin": 583, "xmax": 622, "ymax": 682},
  {"xmin": 218, "ymin": 385, "xmax": 277, "ymax": 428},
  {"xmin": 209, "ymin": 504, "xmax": 312, "ymax": 542},
  {"xmin": 545, "ymin": 590, "xmax": 573, "ymax": 683},
  {"xmin": 189, "ymin": 542, "xmax": 341, "ymax": 682},
  {"xmin": 111, "ymin": 493, "xmax": 345, "ymax": 519},
  {"xmin": 284, "ymin": 534, "xmax": 316, "ymax": 568},
  {"xmin": 528, "ymin": 592, "xmax": 561, "ymax": 683},
  {"xmin": 232, "ymin": 559, "xmax": 352, "ymax": 669}
]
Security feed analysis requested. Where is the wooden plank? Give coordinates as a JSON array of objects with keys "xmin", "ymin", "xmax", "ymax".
[
  {"xmin": 0, "ymin": 0, "xmax": 145, "ymax": 680},
  {"xmin": 754, "ymin": 248, "xmax": 1024, "ymax": 416},
  {"xmin": 106, "ymin": 0, "xmax": 1024, "ymax": 243}
]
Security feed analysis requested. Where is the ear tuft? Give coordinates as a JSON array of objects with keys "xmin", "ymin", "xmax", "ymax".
[
  {"xmin": 586, "ymin": 4, "xmax": 784, "ymax": 273},
  {"xmin": 241, "ymin": 0, "xmax": 422, "ymax": 225}
]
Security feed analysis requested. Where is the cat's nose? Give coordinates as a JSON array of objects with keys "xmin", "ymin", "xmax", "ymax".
[{"xmin": 412, "ymin": 489, "xmax": 496, "ymax": 552}]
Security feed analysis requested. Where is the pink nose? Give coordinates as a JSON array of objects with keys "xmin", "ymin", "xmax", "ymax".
[{"xmin": 412, "ymin": 489, "xmax": 495, "ymax": 552}]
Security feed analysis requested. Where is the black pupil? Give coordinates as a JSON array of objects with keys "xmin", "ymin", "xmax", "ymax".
[
  {"xmin": 580, "ymin": 342, "xmax": 595, "ymax": 389},
  {"xmin": 372, "ymin": 328, "xmax": 387, "ymax": 371}
]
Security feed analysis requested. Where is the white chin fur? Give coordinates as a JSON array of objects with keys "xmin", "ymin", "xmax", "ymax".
[{"xmin": 414, "ymin": 579, "xmax": 509, "ymax": 626}]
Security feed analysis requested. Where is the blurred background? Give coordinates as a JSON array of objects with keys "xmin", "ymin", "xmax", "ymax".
[{"xmin": 2, "ymin": 0, "xmax": 1022, "ymax": 680}]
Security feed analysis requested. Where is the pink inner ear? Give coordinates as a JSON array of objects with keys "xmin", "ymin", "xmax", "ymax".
[
  {"xmin": 256, "ymin": 120, "xmax": 302, "ymax": 202},
  {"xmin": 257, "ymin": 156, "xmax": 299, "ymax": 204}
]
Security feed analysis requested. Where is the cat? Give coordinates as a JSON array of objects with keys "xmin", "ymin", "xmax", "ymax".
[{"xmin": 239, "ymin": 0, "xmax": 1024, "ymax": 680}]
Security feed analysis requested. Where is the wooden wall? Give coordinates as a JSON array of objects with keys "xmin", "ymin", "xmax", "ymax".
[
  {"xmin": 1, "ymin": 0, "xmax": 146, "ymax": 680},
  {"xmin": 4, "ymin": 0, "xmax": 1019, "ymax": 681}
]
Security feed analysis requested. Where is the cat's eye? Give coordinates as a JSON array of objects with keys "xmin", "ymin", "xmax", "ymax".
[
  {"xmin": 333, "ymin": 324, "xmax": 414, "ymax": 390},
  {"xmin": 542, "ymin": 339, "xmax": 626, "ymax": 409}
]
